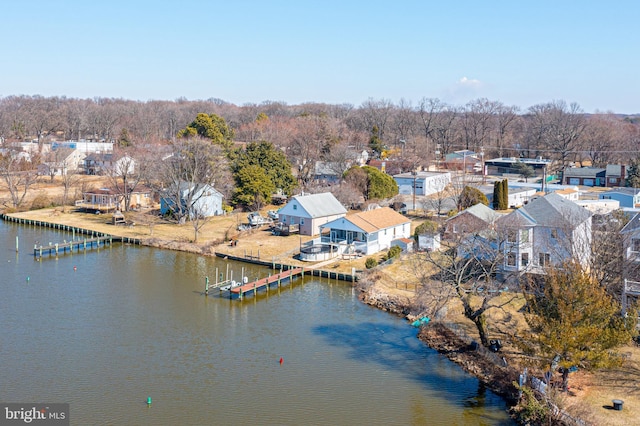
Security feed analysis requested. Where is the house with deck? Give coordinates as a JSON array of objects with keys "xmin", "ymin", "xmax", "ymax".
[
  {"xmin": 319, "ymin": 207, "xmax": 411, "ymax": 255},
  {"xmin": 76, "ymin": 186, "xmax": 153, "ymax": 212},
  {"xmin": 83, "ymin": 153, "xmax": 135, "ymax": 175},
  {"xmin": 276, "ymin": 192, "xmax": 347, "ymax": 236},
  {"xmin": 495, "ymin": 193, "xmax": 592, "ymax": 274},
  {"xmin": 620, "ymin": 213, "xmax": 640, "ymax": 315}
]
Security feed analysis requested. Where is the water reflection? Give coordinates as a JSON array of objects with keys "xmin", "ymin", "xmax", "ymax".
[{"xmin": 0, "ymin": 221, "xmax": 513, "ymax": 425}]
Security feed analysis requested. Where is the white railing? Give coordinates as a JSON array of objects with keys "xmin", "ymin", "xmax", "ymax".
[{"xmin": 625, "ymin": 279, "xmax": 640, "ymax": 295}]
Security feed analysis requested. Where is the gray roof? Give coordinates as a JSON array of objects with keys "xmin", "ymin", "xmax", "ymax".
[
  {"xmin": 563, "ymin": 167, "xmax": 606, "ymax": 178},
  {"xmin": 449, "ymin": 203, "xmax": 503, "ymax": 224},
  {"xmin": 602, "ymin": 187, "xmax": 640, "ymax": 196},
  {"xmin": 496, "ymin": 208, "xmax": 537, "ymax": 228},
  {"xmin": 518, "ymin": 193, "xmax": 591, "ymax": 228},
  {"xmin": 290, "ymin": 192, "xmax": 347, "ymax": 218},
  {"xmin": 621, "ymin": 212, "xmax": 640, "ymax": 234},
  {"xmin": 605, "ymin": 164, "xmax": 627, "ymax": 177}
]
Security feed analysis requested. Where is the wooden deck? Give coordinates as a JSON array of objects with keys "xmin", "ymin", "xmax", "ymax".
[{"xmin": 229, "ymin": 267, "xmax": 304, "ymax": 299}]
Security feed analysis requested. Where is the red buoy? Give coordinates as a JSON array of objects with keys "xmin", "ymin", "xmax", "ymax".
[
  {"xmin": 73, "ymin": 266, "xmax": 77, "ymax": 271},
  {"xmin": 279, "ymin": 357, "xmax": 283, "ymax": 365}
]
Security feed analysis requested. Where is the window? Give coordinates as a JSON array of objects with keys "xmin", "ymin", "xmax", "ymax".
[
  {"xmin": 507, "ymin": 252, "xmax": 516, "ymax": 266},
  {"xmin": 521, "ymin": 252, "xmax": 529, "ymax": 266},
  {"xmin": 550, "ymin": 229, "xmax": 557, "ymax": 239},
  {"xmin": 609, "ymin": 178, "xmax": 617, "ymax": 183},
  {"xmin": 632, "ymin": 238, "xmax": 640, "ymax": 253},
  {"xmin": 300, "ymin": 219, "xmax": 304, "ymax": 225},
  {"xmin": 539, "ymin": 252, "xmax": 550, "ymax": 267},
  {"xmin": 521, "ymin": 229, "xmax": 529, "ymax": 243},
  {"xmin": 452, "ymin": 224, "xmax": 458, "ymax": 233},
  {"xmin": 507, "ymin": 229, "xmax": 518, "ymax": 243},
  {"xmin": 293, "ymin": 204, "xmax": 297, "ymax": 210}
]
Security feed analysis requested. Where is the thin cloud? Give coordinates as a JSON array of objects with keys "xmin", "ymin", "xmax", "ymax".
[{"xmin": 457, "ymin": 76, "xmax": 482, "ymax": 88}]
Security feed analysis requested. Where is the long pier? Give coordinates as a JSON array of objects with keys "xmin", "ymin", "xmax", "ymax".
[
  {"xmin": 1, "ymin": 213, "xmax": 142, "ymax": 259},
  {"xmin": 33, "ymin": 236, "xmax": 115, "ymax": 258},
  {"xmin": 229, "ymin": 267, "xmax": 304, "ymax": 300}
]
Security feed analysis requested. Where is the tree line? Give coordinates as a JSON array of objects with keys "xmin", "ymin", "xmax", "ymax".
[{"xmin": 1, "ymin": 95, "xmax": 639, "ymax": 177}]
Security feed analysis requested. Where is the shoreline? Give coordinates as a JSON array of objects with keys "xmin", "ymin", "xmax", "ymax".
[
  {"xmin": 2, "ymin": 212, "xmax": 520, "ymax": 405},
  {"xmin": 359, "ymin": 286, "xmax": 521, "ymax": 405}
]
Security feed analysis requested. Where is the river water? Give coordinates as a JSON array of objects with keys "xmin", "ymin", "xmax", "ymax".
[{"xmin": 0, "ymin": 220, "xmax": 514, "ymax": 425}]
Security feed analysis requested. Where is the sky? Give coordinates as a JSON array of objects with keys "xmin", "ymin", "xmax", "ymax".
[{"xmin": 1, "ymin": 1, "xmax": 638, "ymax": 114}]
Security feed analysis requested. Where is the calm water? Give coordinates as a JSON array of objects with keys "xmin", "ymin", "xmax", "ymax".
[{"xmin": 0, "ymin": 220, "xmax": 514, "ymax": 425}]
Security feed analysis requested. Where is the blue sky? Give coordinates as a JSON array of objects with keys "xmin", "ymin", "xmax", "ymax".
[{"xmin": 1, "ymin": 1, "xmax": 638, "ymax": 113}]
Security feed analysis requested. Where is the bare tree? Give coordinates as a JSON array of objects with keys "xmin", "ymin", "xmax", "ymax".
[
  {"xmin": 526, "ymin": 100, "xmax": 586, "ymax": 171},
  {"xmin": 579, "ymin": 113, "xmax": 627, "ymax": 167},
  {"xmin": 106, "ymin": 148, "xmax": 150, "ymax": 212},
  {"xmin": 413, "ymin": 231, "xmax": 510, "ymax": 346},
  {"xmin": 158, "ymin": 137, "xmax": 229, "ymax": 242},
  {"xmin": 0, "ymin": 150, "xmax": 37, "ymax": 208},
  {"xmin": 421, "ymin": 185, "xmax": 455, "ymax": 217},
  {"xmin": 493, "ymin": 103, "xmax": 520, "ymax": 158},
  {"xmin": 460, "ymin": 98, "xmax": 498, "ymax": 152}
]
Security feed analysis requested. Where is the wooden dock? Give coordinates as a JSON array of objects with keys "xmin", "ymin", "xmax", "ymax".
[
  {"xmin": 34, "ymin": 236, "xmax": 115, "ymax": 258},
  {"xmin": 229, "ymin": 267, "xmax": 304, "ymax": 299}
]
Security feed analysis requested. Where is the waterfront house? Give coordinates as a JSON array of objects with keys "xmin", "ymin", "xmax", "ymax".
[
  {"xmin": 277, "ymin": 192, "xmax": 347, "ymax": 236},
  {"xmin": 160, "ymin": 182, "xmax": 223, "ymax": 219},
  {"xmin": 495, "ymin": 193, "xmax": 592, "ymax": 274},
  {"xmin": 620, "ymin": 212, "xmax": 640, "ymax": 314},
  {"xmin": 319, "ymin": 207, "xmax": 411, "ymax": 255},
  {"xmin": 76, "ymin": 186, "xmax": 153, "ymax": 212}
]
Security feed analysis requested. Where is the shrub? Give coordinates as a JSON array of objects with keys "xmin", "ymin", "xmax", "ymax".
[
  {"xmin": 387, "ymin": 245, "xmax": 402, "ymax": 260},
  {"xmin": 30, "ymin": 193, "xmax": 52, "ymax": 210},
  {"xmin": 365, "ymin": 257, "xmax": 378, "ymax": 269},
  {"xmin": 509, "ymin": 384, "xmax": 551, "ymax": 425},
  {"xmin": 414, "ymin": 220, "xmax": 438, "ymax": 239}
]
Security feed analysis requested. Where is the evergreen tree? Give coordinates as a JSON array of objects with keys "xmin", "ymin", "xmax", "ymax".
[
  {"xmin": 493, "ymin": 181, "xmax": 502, "ymax": 209},
  {"xmin": 627, "ymin": 158, "xmax": 640, "ymax": 188},
  {"xmin": 521, "ymin": 262, "xmax": 636, "ymax": 391},
  {"xmin": 501, "ymin": 179, "xmax": 509, "ymax": 209},
  {"xmin": 458, "ymin": 186, "xmax": 488, "ymax": 210},
  {"xmin": 369, "ymin": 125, "xmax": 384, "ymax": 158}
]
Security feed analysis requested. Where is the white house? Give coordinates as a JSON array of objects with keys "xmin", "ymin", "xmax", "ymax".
[
  {"xmin": 84, "ymin": 153, "xmax": 135, "ymax": 175},
  {"xmin": 160, "ymin": 182, "xmax": 223, "ymax": 218},
  {"xmin": 393, "ymin": 171, "xmax": 451, "ymax": 196},
  {"xmin": 576, "ymin": 199, "xmax": 620, "ymax": 215},
  {"xmin": 38, "ymin": 148, "xmax": 85, "ymax": 176},
  {"xmin": 620, "ymin": 213, "xmax": 640, "ymax": 314},
  {"xmin": 319, "ymin": 207, "xmax": 411, "ymax": 255},
  {"xmin": 276, "ymin": 192, "xmax": 347, "ymax": 236},
  {"xmin": 553, "ymin": 187, "xmax": 580, "ymax": 202},
  {"xmin": 495, "ymin": 193, "xmax": 592, "ymax": 274}
]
